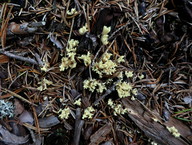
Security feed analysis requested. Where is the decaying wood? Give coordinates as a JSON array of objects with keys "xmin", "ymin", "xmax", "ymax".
[
  {"xmin": 38, "ymin": 116, "xmax": 60, "ymax": 128},
  {"xmin": 7, "ymin": 21, "xmax": 45, "ymax": 35},
  {"xmin": 122, "ymin": 98, "xmax": 192, "ymax": 145},
  {"xmin": 72, "ymin": 108, "xmax": 84, "ymax": 145},
  {"xmin": 0, "ymin": 124, "xmax": 29, "ymax": 144},
  {"xmin": 89, "ymin": 123, "xmax": 112, "ymax": 145},
  {"xmin": 0, "ymin": 50, "xmax": 38, "ymax": 65}
]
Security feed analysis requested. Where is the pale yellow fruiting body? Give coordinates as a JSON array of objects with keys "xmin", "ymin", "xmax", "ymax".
[
  {"xmin": 132, "ymin": 88, "xmax": 138, "ymax": 96},
  {"xmin": 37, "ymin": 78, "xmax": 53, "ymax": 91},
  {"xmin": 79, "ymin": 23, "xmax": 88, "ymax": 35},
  {"xmin": 117, "ymin": 55, "xmax": 125, "ymax": 63},
  {"xmin": 108, "ymin": 99, "xmax": 127, "ymax": 116},
  {"xmin": 101, "ymin": 35, "xmax": 109, "ymax": 45},
  {"xmin": 114, "ymin": 104, "xmax": 127, "ymax": 116},
  {"xmin": 166, "ymin": 126, "xmax": 180, "ymax": 137},
  {"xmin": 58, "ymin": 107, "xmax": 70, "ymax": 119},
  {"xmin": 41, "ymin": 62, "xmax": 50, "ymax": 72},
  {"xmin": 131, "ymin": 96, "xmax": 136, "ymax": 101},
  {"xmin": 116, "ymin": 81, "xmax": 132, "ymax": 98},
  {"xmin": 78, "ymin": 52, "xmax": 92, "ymax": 66},
  {"xmin": 125, "ymin": 71, "xmax": 134, "ymax": 78},
  {"xmin": 74, "ymin": 98, "xmax": 81, "ymax": 106},
  {"xmin": 83, "ymin": 79, "xmax": 106, "ymax": 93},
  {"xmin": 68, "ymin": 39, "xmax": 79, "ymax": 51},
  {"xmin": 67, "ymin": 8, "xmax": 77, "ymax": 15},
  {"xmin": 59, "ymin": 52, "xmax": 77, "ymax": 71},
  {"xmin": 96, "ymin": 82, "xmax": 106, "ymax": 93},
  {"xmin": 102, "ymin": 26, "xmax": 111, "ymax": 35},
  {"xmin": 101, "ymin": 26, "xmax": 111, "ymax": 45},
  {"xmin": 83, "ymin": 79, "xmax": 98, "ymax": 92},
  {"xmin": 60, "ymin": 39, "xmax": 79, "ymax": 71},
  {"xmin": 151, "ymin": 141, "xmax": 158, "ymax": 145},
  {"xmin": 92, "ymin": 53, "xmax": 117, "ymax": 78},
  {"xmin": 108, "ymin": 99, "xmax": 114, "ymax": 107},
  {"xmin": 117, "ymin": 71, "xmax": 123, "ymax": 79},
  {"xmin": 82, "ymin": 106, "xmax": 95, "ymax": 119},
  {"xmin": 138, "ymin": 73, "xmax": 144, "ymax": 79}
]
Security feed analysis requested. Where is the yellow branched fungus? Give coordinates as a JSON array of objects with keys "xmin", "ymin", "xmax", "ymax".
[
  {"xmin": 138, "ymin": 73, "xmax": 144, "ymax": 79},
  {"xmin": 67, "ymin": 8, "xmax": 77, "ymax": 15},
  {"xmin": 60, "ymin": 39, "xmax": 79, "ymax": 71},
  {"xmin": 125, "ymin": 71, "xmax": 134, "ymax": 78},
  {"xmin": 108, "ymin": 99, "xmax": 127, "ymax": 116},
  {"xmin": 108, "ymin": 99, "xmax": 114, "ymax": 107},
  {"xmin": 116, "ymin": 81, "xmax": 132, "ymax": 98},
  {"xmin": 78, "ymin": 52, "xmax": 92, "ymax": 66},
  {"xmin": 41, "ymin": 62, "xmax": 50, "ymax": 72},
  {"xmin": 74, "ymin": 98, "xmax": 81, "ymax": 106},
  {"xmin": 92, "ymin": 53, "xmax": 117, "ymax": 78},
  {"xmin": 58, "ymin": 107, "xmax": 70, "ymax": 119},
  {"xmin": 67, "ymin": 39, "xmax": 79, "ymax": 51},
  {"xmin": 79, "ymin": 23, "xmax": 88, "ymax": 35},
  {"xmin": 166, "ymin": 126, "xmax": 180, "ymax": 137},
  {"xmin": 101, "ymin": 26, "xmax": 111, "ymax": 45},
  {"xmin": 59, "ymin": 52, "xmax": 77, "ymax": 71},
  {"xmin": 102, "ymin": 26, "xmax": 111, "ymax": 35},
  {"xmin": 132, "ymin": 88, "xmax": 138, "ymax": 96},
  {"xmin": 96, "ymin": 82, "xmax": 106, "ymax": 93},
  {"xmin": 83, "ymin": 79, "xmax": 106, "ymax": 93},
  {"xmin": 37, "ymin": 78, "xmax": 53, "ymax": 91},
  {"xmin": 117, "ymin": 55, "xmax": 125, "ymax": 63},
  {"xmin": 82, "ymin": 106, "xmax": 95, "ymax": 119}
]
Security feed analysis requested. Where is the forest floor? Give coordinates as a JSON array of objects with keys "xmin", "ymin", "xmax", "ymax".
[{"xmin": 0, "ymin": 0, "xmax": 192, "ymax": 145}]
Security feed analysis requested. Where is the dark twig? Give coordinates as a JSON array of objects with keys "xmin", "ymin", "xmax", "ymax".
[
  {"xmin": 93, "ymin": 80, "xmax": 120, "ymax": 105},
  {"xmin": 0, "ymin": 50, "xmax": 38, "ymax": 65},
  {"xmin": 72, "ymin": 108, "xmax": 84, "ymax": 145},
  {"xmin": 34, "ymin": 53, "xmax": 44, "ymax": 66}
]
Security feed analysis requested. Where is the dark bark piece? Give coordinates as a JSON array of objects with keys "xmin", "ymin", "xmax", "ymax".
[
  {"xmin": 72, "ymin": 108, "xmax": 84, "ymax": 145},
  {"xmin": 89, "ymin": 123, "xmax": 112, "ymax": 145},
  {"xmin": 0, "ymin": 125, "xmax": 29, "ymax": 144},
  {"xmin": 38, "ymin": 115, "xmax": 60, "ymax": 128},
  {"xmin": 122, "ymin": 98, "xmax": 191, "ymax": 145}
]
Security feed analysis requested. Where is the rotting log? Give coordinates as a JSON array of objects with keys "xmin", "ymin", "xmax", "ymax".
[{"xmin": 122, "ymin": 98, "xmax": 192, "ymax": 145}]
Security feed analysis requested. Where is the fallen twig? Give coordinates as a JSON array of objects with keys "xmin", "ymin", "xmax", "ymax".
[
  {"xmin": 0, "ymin": 50, "xmax": 38, "ymax": 65},
  {"xmin": 93, "ymin": 80, "xmax": 120, "ymax": 105},
  {"xmin": 7, "ymin": 21, "xmax": 45, "ymax": 35},
  {"xmin": 2, "ymin": 88, "xmax": 37, "ymax": 106},
  {"xmin": 72, "ymin": 108, "xmax": 84, "ymax": 145}
]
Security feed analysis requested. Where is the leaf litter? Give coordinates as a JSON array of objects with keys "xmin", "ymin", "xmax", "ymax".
[{"xmin": 0, "ymin": 0, "xmax": 192, "ymax": 145}]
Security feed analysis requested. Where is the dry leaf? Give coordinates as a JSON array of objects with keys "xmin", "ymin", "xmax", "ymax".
[
  {"xmin": 0, "ymin": 55, "xmax": 9, "ymax": 64},
  {"xmin": 14, "ymin": 99, "xmax": 25, "ymax": 116}
]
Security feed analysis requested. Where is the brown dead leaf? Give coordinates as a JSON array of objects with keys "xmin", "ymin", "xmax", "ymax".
[
  {"xmin": 14, "ymin": 99, "xmax": 25, "ymax": 116},
  {"xmin": 89, "ymin": 123, "xmax": 112, "ymax": 145},
  {"xmin": 0, "ymin": 55, "xmax": 9, "ymax": 64}
]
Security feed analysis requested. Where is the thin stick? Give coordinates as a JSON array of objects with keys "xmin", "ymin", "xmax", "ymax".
[
  {"xmin": 72, "ymin": 108, "xmax": 84, "ymax": 145},
  {"xmin": 0, "ymin": 50, "xmax": 38, "ymax": 65},
  {"xmin": 2, "ymin": 88, "xmax": 37, "ymax": 106},
  {"xmin": 93, "ymin": 80, "xmax": 120, "ymax": 105}
]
